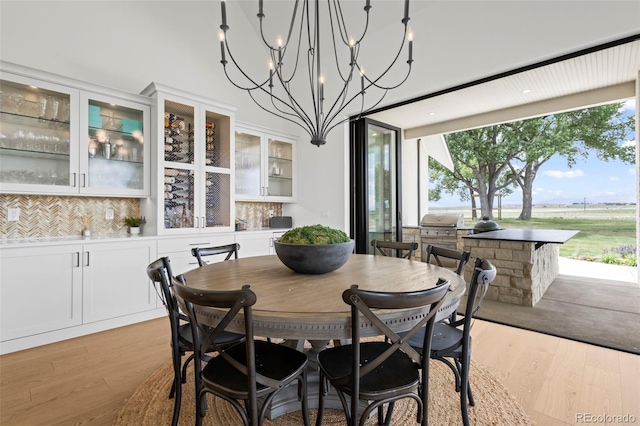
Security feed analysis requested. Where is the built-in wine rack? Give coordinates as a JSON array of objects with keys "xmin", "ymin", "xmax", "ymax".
[{"xmin": 163, "ymin": 101, "xmax": 195, "ymax": 229}]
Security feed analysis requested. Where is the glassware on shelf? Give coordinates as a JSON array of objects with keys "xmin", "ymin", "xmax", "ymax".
[
  {"xmin": 8, "ymin": 94, "xmax": 24, "ymax": 113},
  {"xmin": 49, "ymin": 97, "xmax": 60, "ymax": 121},
  {"xmin": 37, "ymin": 95, "xmax": 48, "ymax": 120},
  {"xmin": 105, "ymin": 111, "xmax": 118, "ymax": 130}
]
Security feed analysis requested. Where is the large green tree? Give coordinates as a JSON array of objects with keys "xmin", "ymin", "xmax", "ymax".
[{"xmin": 429, "ymin": 102, "xmax": 635, "ymax": 220}]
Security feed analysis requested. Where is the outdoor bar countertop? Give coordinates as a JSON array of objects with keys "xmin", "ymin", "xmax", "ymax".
[
  {"xmin": 463, "ymin": 228, "xmax": 580, "ymax": 306},
  {"xmin": 463, "ymin": 228, "xmax": 579, "ymax": 249}
]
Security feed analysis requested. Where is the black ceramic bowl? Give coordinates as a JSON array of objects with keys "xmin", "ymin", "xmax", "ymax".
[{"xmin": 273, "ymin": 240, "xmax": 355, "ymax": 274}]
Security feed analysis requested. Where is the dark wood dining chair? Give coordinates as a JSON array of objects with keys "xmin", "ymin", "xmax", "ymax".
[
  {"xmin": 172, "ymin": 276, "xmax": 310, "ymax": 426},
  {"xmin": 424, "ymin": 244, "xmax": 471, "ymax": 276},
  {"xmin": 191, "ymin": 243, "xmax": 240, "ymax": 267},
  {"xmin": 370, "ymin": 239, "xmax": 419, "ymax": 260},
  {"xmin": 316, "ymin": 279, "xmax": 451, "ymax": 426},
  {"xmin": 146, "ymin": 257, "xmax": 244, "ymax": 426},
  {"xmin": 402, "ymin": 257, "xmax": 497, "ymax": 426}
]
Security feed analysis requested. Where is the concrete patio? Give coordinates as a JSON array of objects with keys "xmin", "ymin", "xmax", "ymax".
[{"xmin": 467, "ymin": 257, "xmax": 640, "ymax": 354}]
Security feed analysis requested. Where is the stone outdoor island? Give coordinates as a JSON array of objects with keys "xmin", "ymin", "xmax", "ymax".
[{"xmin": 463, "ymin": 229, "xmax": 579, "ymax": 307}]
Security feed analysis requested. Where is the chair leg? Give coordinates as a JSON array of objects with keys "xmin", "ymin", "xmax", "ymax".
[
  {"xmin": 459, "ymin": 355, "xmax": 471, "ymax": 426},
  {"xmin": 383, "ymin": 402, "xmax": 395, "ymax": 425},
  {"xmin": 172, "ymin": 381, "xmax": 181, "ymax": 426},
  {"xmin": 316, "ymin": 373, "xmax": 326, "ymax": 426},
  {"xmin": 169, "ymin": 353, "xmax": 182, "ymax": 426},
  {"xmin": 300, "ymin": 372, "xmax": 310, "ymax": 426}
]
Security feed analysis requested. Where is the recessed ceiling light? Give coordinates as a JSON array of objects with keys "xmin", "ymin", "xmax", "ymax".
[
  {"xmin": 522, "ymin": 89, "xmax": 532, "ymax": 94},
  {"xmin": 429, "ymin": 112, "xmax": 436, "ymax": 116}
]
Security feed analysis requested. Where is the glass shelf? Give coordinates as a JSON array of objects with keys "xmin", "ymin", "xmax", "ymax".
[{"xmin": 0, "ymin": 146, "xmax": 70, "ymax": 160}]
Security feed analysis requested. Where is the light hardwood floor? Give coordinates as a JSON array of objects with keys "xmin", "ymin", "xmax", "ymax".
[{"xmin": 1, "ymin": 318, "xmax": 638, "ymax": 425}]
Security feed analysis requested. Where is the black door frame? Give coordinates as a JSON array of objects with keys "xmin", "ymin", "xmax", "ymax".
[{"xmin": 350, "ymin": 117, "xmax": 403, "ymax": 254}]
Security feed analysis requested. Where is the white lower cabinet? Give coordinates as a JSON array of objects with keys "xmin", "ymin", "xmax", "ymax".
[
  {"xmin": 0, "ymin": 245, "xmax": 83, "ymax": 341},
  {"xmin": 82, "ymin": 240, "xmax": 158, "ymax": 323},
  {"xmin": 0, "ymin": 239, "xmax": 160, "ymax": 354},
  {"xmin": 235, "ymin": 233, "xmax": 273, "ymax": 258}
]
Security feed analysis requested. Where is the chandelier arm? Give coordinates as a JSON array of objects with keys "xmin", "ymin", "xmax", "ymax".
[
  {"xmin": 322, "ymin": 89, "xmax": 389, "ymax": 137},
  {"xmin": 327, "ymin": 3, "xmax": 354, "ymax": 84},
  {"xmin": 329, "ymin": 0, "xmax": 349, "ymax": 46},
  {"xmin": 222, "ymin": 44, "xmax": 271, "ymax": 91},
  {"xmin": 248, "ymin": 91, "xmax": 314, "ymax": 139},
  {"xmin": 271, "ymin": 12, "xmax": 305, "ymax": 87},
  {"xmin": 258, "ymin": 0, "xmax": 300, "ymax": 50},
  {"xmin": 321, "ymin": 64, "xmax": 357, "ymax": 128},
  {"xmin": 333, "ymin": 0, "xmax": 371, "ymax": 46},
  {"xmin": 222, "ymin": 60, "xmax": 315, "ymax": 131},
  {"xmin": 358, "ymin": 26, "xmax": 411, "ymax": 90},
  {"xmin": 364, "ymin": 63, "xmax": 413, "ymax": 91},
  {"xmin": 269, "ymin": 78, "xmax": 317, "ymax": 131},
  {"xmin": 266, "ymin": 50, "xmax": 317, "ymax": 130}
]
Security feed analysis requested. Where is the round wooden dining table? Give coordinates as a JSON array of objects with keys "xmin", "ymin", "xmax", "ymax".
[
  {"xmin": 182, "ymin": 253, "xmax": 467, "ymax": 419},
  {"xmin": 182, "ymin": 253, "xmax": 466, "ymax": 342}
]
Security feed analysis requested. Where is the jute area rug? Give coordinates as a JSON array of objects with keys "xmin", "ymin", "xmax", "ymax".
[{"xmin": 115, "ymin": 359, "xmax": 530, "ymax": 425}]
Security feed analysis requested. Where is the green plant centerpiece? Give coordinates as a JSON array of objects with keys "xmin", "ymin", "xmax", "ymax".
[{"xmin": 274, "ymin": 224, "xmax": 355, "ymax": 274}]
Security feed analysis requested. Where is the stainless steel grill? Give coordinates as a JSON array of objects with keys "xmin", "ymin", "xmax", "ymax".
[{"xmin": 420, "ymin": 213, "xmax": 465, "ymax": 265}]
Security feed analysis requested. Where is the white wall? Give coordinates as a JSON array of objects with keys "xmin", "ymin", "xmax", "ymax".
[{"xmin": 2, "ymin": 1, "xmax": 638, "ymax": 235}]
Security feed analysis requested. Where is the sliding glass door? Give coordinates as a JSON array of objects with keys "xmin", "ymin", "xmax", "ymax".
[{"xmin": 350, "ymin": 118, "xmax": 402, "ymax": 254}]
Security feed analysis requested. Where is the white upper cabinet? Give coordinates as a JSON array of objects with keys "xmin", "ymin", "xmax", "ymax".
[
  {"xmin": 235, "ymin": 122, "xmax": 296, "ymax": 202},
  {"xmin": 0, "ymin": 62, "xmax": 151, "ymax": 197},
  {"xmin": 141, "ymin": 83, "xmax": 236, "ymax": 235}
]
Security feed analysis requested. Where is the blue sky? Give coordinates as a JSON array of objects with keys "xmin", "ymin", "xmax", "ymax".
[{"xmin": 432, "ymin": 100, "xmax": 637, "ymax": 207}]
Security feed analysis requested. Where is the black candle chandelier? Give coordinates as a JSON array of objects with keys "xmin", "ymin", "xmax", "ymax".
[{"xmin": 219, "ymin": 0, "xmax": 414, "ymax": 147}]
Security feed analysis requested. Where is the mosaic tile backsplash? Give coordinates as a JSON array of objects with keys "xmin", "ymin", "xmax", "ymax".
[
  {"xmin": 235, "ymin": 202, "xmax": 283, "ymax": 229},
  {"xmin": 0, "ymin": 195, "xmax": 284, "ymax": 239},
  {"xmin": 1, "ymin": 195, "xmax": 139, "ymax": 239}
]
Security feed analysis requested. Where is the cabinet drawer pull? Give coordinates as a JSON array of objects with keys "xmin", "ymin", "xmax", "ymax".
[{"xmin": 189, "ymin": 242, "xmax": 210, "ymax": 246}]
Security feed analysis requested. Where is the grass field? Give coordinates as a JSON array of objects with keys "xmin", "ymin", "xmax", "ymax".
[{"xmin": 431, "ymin": 204, "xmax": 637, "ymax": 261}]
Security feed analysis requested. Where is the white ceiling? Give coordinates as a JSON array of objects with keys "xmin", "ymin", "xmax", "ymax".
[{"xmin": 367, "ymin": 38, "xmax": 640, "ymax": 138}]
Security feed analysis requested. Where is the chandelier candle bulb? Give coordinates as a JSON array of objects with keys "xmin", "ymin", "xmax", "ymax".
[
  {"xmin": 408, "ymin": 29, "xmax": 413, "ymax": 63},
  {"xmin": 269, "ymin": 60, "xmax": 274, "ymax": 88},
  {"xmin": 219, "ymin": 30, "xmax": 226, "ymax": 64},
  {"xmin": 221, "ymin": 0, "xmax": 227, "ymax": 27},
  {"xmin": 360, "ymin": 67, "xmax": 365, "ymax": 93},
  {"xmin": 349, "ymin": 37, "xmax": 355, "ymax": 65}
]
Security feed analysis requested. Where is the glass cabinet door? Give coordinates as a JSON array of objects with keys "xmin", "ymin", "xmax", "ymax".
[
  {"xmin": 163, "ymin": 99, "xmax": 196, "ymax": 230},
  {"xmin": 203, "ymin": 108, "xmax": 232, "ymax": 229},
  {"xmin": 235, "ymin": 130, "xmax": 262, "ymax": 197},
  {"xmin": 0, "ymin": 77, "xmax": 78, "ymax": 193},
  {"xmin": 83, "ymin": 97, "xmax": 146, "ymax": 194},
  {"xmin": 266, "ymin": 138, "xmax": 293, "ymax": 198}
]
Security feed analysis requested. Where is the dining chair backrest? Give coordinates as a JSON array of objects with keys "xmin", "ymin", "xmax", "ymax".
[
  {"xmin": 461, "ymin": 257, "xmax": 496, "ymax": 329},
  {"xmin": 191, "ymin": 243, "xmax": 240, "ymax": 267},
  {"xmin": 145, "ymin": 256, "xmax": 188, "ymax": 426},
  {"xmin": 424, "ymin": 244, "xmax": 471, "ymax": 276},
  {"xmin": 147, "ymin": 256, "xmax": 181, "ymax": 329},
  {"xmin": 370, "ymin": 239, "xmax": 419, "ymax": 260},
  {"xmin": 342, "ymin": 280, "xmax": 450, "ymax": 424},
  {"xmin": 171, "ymin": 276, "xmax": 309, "ymax": 426}
]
